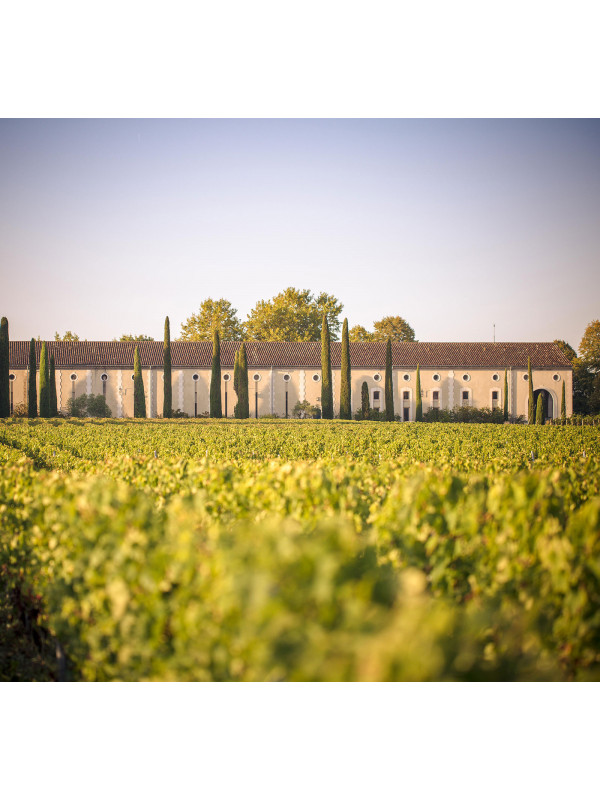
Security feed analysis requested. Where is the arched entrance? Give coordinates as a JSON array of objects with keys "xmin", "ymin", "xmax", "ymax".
[{"xmin": 533, "ymin": 389, "xmax": 553, "ymax": 421}]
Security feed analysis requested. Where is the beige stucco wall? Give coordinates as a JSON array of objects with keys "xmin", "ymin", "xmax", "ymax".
[{"xmin": 6, "ymin": 364, "xmax": 573, "ymax": 419}]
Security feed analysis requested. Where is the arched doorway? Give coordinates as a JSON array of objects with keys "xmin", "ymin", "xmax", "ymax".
[{"xmin": 533, "ymin": 389, "xmax": 553, "ymax": 421}]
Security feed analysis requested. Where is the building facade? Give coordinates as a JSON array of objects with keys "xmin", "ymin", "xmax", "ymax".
[{"xmin": 7, "ymin": 340, "xmax": 573, "ymax": 419}]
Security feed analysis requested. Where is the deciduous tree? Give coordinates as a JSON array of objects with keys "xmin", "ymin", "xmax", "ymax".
[
  {"xmin": 372, "ymin": 316, "xmax": 415, "ymax": 342},
  {"xmin": 339, "ymin": 318, "xmax": 351, "ymax": 419},
  {"xmin": 54, "ymin": 331, "xmax": 80, "ymax": 341},
  {"xmin": 245, "ymin": 288, "xmax": 343, "ymax": 341},
  {"xmin": 349, "ymin": 325, "xmax": 374, "ymax": 342},
  {"xmin": 180, "ymin": 298, "xmax": 244, "ymax": 341},
  {"xmin": 119, "ymin": 334, "xmax": 155, "ymax": 341},
  {"xmin": 579, "ymin": 320, "xmax": 600, "ymax": 371}
]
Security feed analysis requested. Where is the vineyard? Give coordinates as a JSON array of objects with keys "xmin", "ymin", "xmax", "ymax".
[{"xmin": 1, "ymin": 418, "xmax": 599, "ymax": 681}]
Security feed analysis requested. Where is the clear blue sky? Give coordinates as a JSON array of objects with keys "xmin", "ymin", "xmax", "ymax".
[{"xmin": 1, "ymin": 119, "xmax": 598, "ymax": 351}]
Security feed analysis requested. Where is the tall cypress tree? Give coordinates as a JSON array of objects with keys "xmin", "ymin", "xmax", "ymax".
[
  {"xmin": 339, "ymin": 318, "xmax": 351, "ymax": 419},
  {"xmin": 415, "ymin": 364, "xmax": 423, "ymax": 421},
  {"xmin": 361, "ymin": 381, "xmax": 370, "ymax": 419},
  {"xmin": 39, "ymin": 342, "xmax": 50, "ymax": 418},
  {"xmin": 49, "ymin": 353, "xmax": 58, "ymax": 417},
  {"xmin": 28, "ymin": 338, "xmax": 37, "ymax": 418},
  {"xmin": 321, "ymin": 314, "xmax": 333, "ymax": 419},
  {"xmin": 133, "ymin": 346, "xmax": 146, "ymax": 418},
  {"xmin": 233, "ymin": 349, "xmax": 241, "ymax": 418},
  {"xmin": 210, "ymin": 329, "xmax": 222, "ymax": 418},
  {"xmin": 238, "ymin": 342, "xmax": 249, "ymax": 419},
  {"xmin": 384, "ymin": 337, "xmax": 394, "ymax": 421},
  {"xmin": 535, "ymin": 392, "xmax": 544, "ymax": 425},
  {"xmin": 0, "ymin": 317, "xmax": 9, "ymax": 417},
  {"xmin": 163, "ymin": 316, "xmax": 172, "ymax": 418},
  {"xmin": 503, "ymin": 368, "xmax": 509, "ymax": 421},
  {"xmin": 527, "ymin": 356, "xmax": 535, "ymax": 424},
  {"xmin": 561, "ymin": 380, "xmax": 566, "ymax": 423}
]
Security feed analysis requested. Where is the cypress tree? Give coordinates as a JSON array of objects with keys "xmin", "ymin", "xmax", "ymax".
[
  {"xmin": 321, "ymin": 314, "xmax": 333, "ymax": 419},
  {"xmin": 28, "ymin": 338, "xmax": 37, "ymax": 418},
  {"xmin": 535, "ymin": 392, "xmax": 544, "ymax": 425},
  {"xmin": 49, "ymin": 353, "xmax": 58, "ymax": 417},
  {"xmin": 561, "ymin": 380, "xmax": 566, "ymax": 423},
  {"xmin": 384, "ymin": 337, "xmax": 394, "ymax": 421},
  {"xmin": 133, "ymin": 346, "xmax": 146, "ymax": 418},
  {"xmin": 415, "ymin": 364, "xmax": 423, "ymax": 421},
  {"xmin": 339, "ymin": 318, "xmax": 351, "ymax": 419},
  {"xmin": 0, "ymin": 317, "xmax": 9, "ymax": 417},
  {"xmin": 233, "ymin": 349, "xmax": 241, "ymax": 418},
  {"xmin": 361, "ymin": 381, "xmax": 370, "ymax": 419},
  {"xmin": 163, "ymin": 316, "xmax": 172, "ymax": 418},
  {"xmin": 503, "ymin": 368, "xmax": 509, "ymax": 421},
  {"xmin": 210, "ymin": 329, "xmax": 222, "ymax": 418},
  {"xmin": 39, "ymin": 342, "xmax": 50, "ymax": 417},
  {"xmin": 527, "ymin": 356, "xmax": 535, "ymax": 424},
  {"xmin": 238, "ymin": 342, "xmax": 249, "ymax": 419}
]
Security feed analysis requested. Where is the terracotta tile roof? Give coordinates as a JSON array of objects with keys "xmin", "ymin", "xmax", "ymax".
[{"xmin": 9, "ymin": 340, "xmax": 572, "ymax": 369}]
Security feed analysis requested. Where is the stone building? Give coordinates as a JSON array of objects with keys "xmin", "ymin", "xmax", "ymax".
[{"xmin": 8, "ymin": 340, "xmax": 572, "ymax": 419}]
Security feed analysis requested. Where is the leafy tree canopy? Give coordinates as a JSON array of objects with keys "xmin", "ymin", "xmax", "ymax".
[
  {"xmin": 118, "ymin": 334, "xmax": 155, "ymax": 341},
  {"xmin": 579, "ymin": 320, "xmax": 600, "ymax": 371},
  {"xmin": 349, "ymin": 325, "xmax": 374, "ymax": 342},
  {"xmin": 553, "ymin": 339, "xmax": 577, "ymax": 363},
  {"xmin": 180, "ymin": 298, "xmax": 244, "ymax": 341},
  {"xmin": 54, "ymin": 331, "xmax": 79, "ymax": 341},
  {"xmin": 245, "ymin": 288, "xmax": 343, "ymax": 341},
  {"xmin": 372, "ymin": 316, "xmax": 416, "ymax": 342},
  {"xmin": 349, "ymin": 316, "xmax": 415, "ymax": 342}
]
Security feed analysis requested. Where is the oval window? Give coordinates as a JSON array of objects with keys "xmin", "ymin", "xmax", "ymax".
[
  {"xmin": 403, "ymin": 373, "xmax": 410, "ymax": 381},
  {"xmin": 9, "ymin": 373, "xmax": 15, "ymax": 381},
  {"xmin": 223, "ymin": 373, "xmax": 231, "ymax": 382},
  {"xmin": 373, "ymin": 373, "xmax": 382, "ymax": 382},
  {"xmin": 462, "ymin": 373, "xmax": 471, "ymax": 382},
  {"xmin": 70, "ymin": 373, "xmax": 78, "ymax": 381},
  {"xmin": 283, "ymin": 374, "xmax": 291, "ymax": 382},
  {"xmin": 523, "ymin": 374, "xmax": 529, "ymax": 381},
  {"xmin": 192, "ymin": 374, "xmax": 199, "ymax": 382},
  {"xmin": 101, "ymin": 373, "xmax": 108, "ymax": 382},
  {"xmin": 492, "ymin": 373, "xmax": 499, "ymax": 381},
  {"xmin": 131, "ymin": 374, "xmax": 136, "ymax": 381},
  {"xmin": 432, "ymin": 373, "xmax": 440, "ymax": 382},
  {"xmin": 253, "ymin": 374, "xmax": 261, "ymax": 382},
  {"xmin": 312, "ymin": 374, "xmax": 321, "ymax": 382},
  {"xmin": 553, "ymin": 373, "xmax": 561, "ymax": 381}
]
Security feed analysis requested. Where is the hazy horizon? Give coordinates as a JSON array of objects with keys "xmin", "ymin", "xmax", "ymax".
[{"xmin": 1, "ymin": 119, "xmax": 598, "ymax": 353}]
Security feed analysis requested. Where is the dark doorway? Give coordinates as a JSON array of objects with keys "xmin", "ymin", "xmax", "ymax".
[
  {"xmin": 403, "ymin": 407, "xmax": 410, "ymax": 421},
  {"xmin": 533, "ymin": 389, "xmax": 553, "ymax": 420}
]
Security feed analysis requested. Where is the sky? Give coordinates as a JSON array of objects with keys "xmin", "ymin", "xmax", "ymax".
[{"xmin": 1, "ymin": 118, "xmax": 598, "ymax": 351}]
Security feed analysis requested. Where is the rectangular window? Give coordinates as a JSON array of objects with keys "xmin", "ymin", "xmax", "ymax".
[
  {"xmin": 373, "ymin": 391, "xmax": 380, "ymax": 400},
  {"xmin": 432, "ymin": 390, "xmax": 440, "ymax": 409},
  {"xmin": 492, "ymin": 390, "xmax": 499, "ymax": 409},
  {"xmin": 403, "ymin": 391, "xmax": 409, "ymax": 401},
  {"xmin": 432, "ymin": 391, "xmax": 439, "ymax": 400},
  {"xmin": 462, "ymin": 391, "xmax": 469, "ymax": 406}
]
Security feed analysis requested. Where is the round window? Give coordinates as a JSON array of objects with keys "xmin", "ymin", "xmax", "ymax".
[
  {"xmin": 462, "ymin": 373, "xmax": 471, "ymax": 382},
  {"xmin": 101, "ymin": 373, "xmax": 108, "ymax": 382},
  {"xmin": 283, "ymin": 374, "xmax": 291, "ymax": 382},
  {"xmin": 70, "ymin": 373, "xmax": 78, "ymax": 381},
  {"xmin": 312, "ymin": 374, "xmax": 321, "ymax": 382},
  {"xmin": 553, "ymin": 373, "xmax": 561, "ymax": 382},
  {"xmin": 253, "ymin": 374, "xmax": 261, "ymax": 382},
  {"xmin": 433, "ymin": 373, "xmax": 440, "ymax": 382},
  {"xmin": 131, "ymin": 374, "xmax": 135, "ymax": 381},
  {"xmin": 403, "ymin": 373, "xmax": 410, "ymax": 381},
  {"xmin": 373, "ymin": 373, "xmax": 382, "ymax": 382},
  {"xmin": 9, "ymin": 373, "xmax": 15, "ymax": 381},
  {"xmin": 223, "ymin": 373, "xmax": 231, "ymax": 382},
  {"xmin": 492, "ymin": 373, "xmax": 499, "ymax": 381},
  {"xmin": 192, "ymin": 374, "xmax": 199, "ymax": 382},
  {"xmin": 523, "ymin": 374, "xmax": 529, "ymax": 381}
]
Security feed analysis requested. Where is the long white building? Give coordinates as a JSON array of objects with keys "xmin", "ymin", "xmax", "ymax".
[{"xmin": 8, "ymin": 340, "xmax": 572, "ymax": 419}]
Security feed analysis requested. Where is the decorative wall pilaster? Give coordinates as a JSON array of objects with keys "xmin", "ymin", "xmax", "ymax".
[
  {"xmin": 86, "ymin": 370, "xmax": 92, "ymax": 395},
  {"xmin": 448, "ymin": 371, "xmax": 454, "ymax": 409},
  {"xmin": 117, "ymin": 370, "xmax": 123, "ymax": 418},
  {"xmin": 299, "ymin": 370, "xmax": 306, "ymax": 402},
  {"xmin": 178, "ymin": 371, "xmax": 184, "ymax": 413}
]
